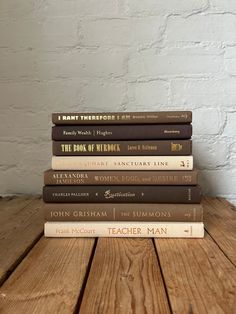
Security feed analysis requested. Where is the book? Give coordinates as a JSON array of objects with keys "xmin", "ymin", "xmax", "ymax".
[
  {"xmin": 53, "ymin": 140, "xmax": 192, "ymax": 156},
  {"xmin": 51, "ymin": 156, "xmax": 193, "ymax": 171},
  {"xmin": 43, "ymin": 185, "xmax": 202, "ymax": 203},
  {"xmin": 44, "ymin": 169, "xmax": 198, "ymax": 185},
  {"xmin": 44, "ymin": 221, "xmax": 204, "ymax": 238},
  {"xmin": 52, "ymin": 111, "xmax": 192, "ymax": 125},
  {"xmin": 52, "ymin": 124, "xmax": 192, "ymax": 141},
  {"xmin": 44, "ymin": 203, "xmax": 203, "ymax": 222}
]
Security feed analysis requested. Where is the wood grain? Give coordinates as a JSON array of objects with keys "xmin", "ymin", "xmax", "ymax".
[
  {"xmin": 155, "ymin": 233, "xmax": 236, "ymax": 314},
  {"xmin": 79, "ymin": 238, "xmax": 170, "ymax": 314},
  {"xmin": 0, "ymin": 196, "xmax": 44, "ymax": 284},
  {"xmin": 0, "ymin": 237, "xmax": 95, "ymax": 313},
  {"xmin": 203, "ymin": 197, "xmax": 236, "ymax": 265}
]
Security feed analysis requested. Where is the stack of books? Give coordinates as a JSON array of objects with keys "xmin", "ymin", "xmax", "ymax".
[{"xmin": 43, "ymin": 111, "xmax": 204, "ymax": 238}]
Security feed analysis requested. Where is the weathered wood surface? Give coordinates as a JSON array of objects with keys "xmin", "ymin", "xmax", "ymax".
[
  {"xmin": 80, "ymin": 238, "xmax": 170, "ymax": 314},
  {"xmin": 203, "ymin": 197, "xmax": 236, "ymax": 265},
  {"xmin": 155, "ymin": 234, "xmax": 236, "ymax": 313},
  {"xmin": 0, "ymin": 196, "xmax": 44, "ymax": 284},
  {"xmin": 0, "ymin": 196, "xmax": 235, "ymax": 314},
  {"xmin": 0, "ymin": 238, "xmax": 95, "ymax": 313}
]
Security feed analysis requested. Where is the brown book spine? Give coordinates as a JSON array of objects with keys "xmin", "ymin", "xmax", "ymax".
[
  {"xmin": 53, "ymin": 140, "xmax": 192, "ymax": 156},
  {"xmin": 44, "ymin": 169, "xmax": 198, "ymax": 185},
  {"xmin": 52, "ymin": 111, "xmax": 192, "ymax": 125},
  {"xmin": 43, "ymin": 185, "xmax": 202, "ymax": 204},
  {"xmin": 44, "ymin": 203, "xmax": 203, "ymax": 222},
  {"xmin": 52, "ymin": 124, "xmax": 192, "ymax": 141}
]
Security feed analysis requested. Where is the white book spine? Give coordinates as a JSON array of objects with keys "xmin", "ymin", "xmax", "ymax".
[
  {"xmin": 44, "ymin": 222, "xmax": 204, "ymax": 238},
  {"xmin": 52, "ymin": 156, "xmax": 193, "ymax": 171}
]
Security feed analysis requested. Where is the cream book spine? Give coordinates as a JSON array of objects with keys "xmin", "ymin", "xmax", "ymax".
[
  {"xmin": 44, "ymin": 222, "xmax": 204, "ymax": 238},
  {"xmin": 52, "ymin": 156, "xmax": 193, "ymax": 171}
]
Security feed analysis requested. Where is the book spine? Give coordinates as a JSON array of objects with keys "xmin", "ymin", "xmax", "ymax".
[
  {"xmin": 51, "ymin": 156, "xmax": 193, "ymax": 171},
  {"xmin": 53, "ymin": 140, "xmax": 192, "ymax": 156},
  {"xmin": 52, "ymin": 124, "xmax": 192, "ymax": 141},
  {"xmin": 52, "ymin": 111, "xmax": 192, "ymax": 125},
  {"xmin": 44, "ymin": 170, "xmax": 198, "ymax": 185},
  {"xmin": 44, "ymin": 222, "xmax": 204, "ymax": 238},
  {"xmin": 43, "ymin": 185, "xmax": 202, "ymax": 204},
  {"xmin": 44, "ymin": 203, "xmax": 203, "ymax": 222}
]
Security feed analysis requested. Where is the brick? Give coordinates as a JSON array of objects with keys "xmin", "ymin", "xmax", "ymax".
[
  {"xmin": 0, "ymin": 141, "xmax": 50, "ymax": 168},
  {"xmin": 0, "ymin": 0, "xmax": 35, "ymax": 18},
  {"xmin": 193, "ymin": 108, "xmax": 223, "ymax": 135},
  {"xmin": 193, "ymin": 140, "xmax": 228, "ymax": 169},
  {"xmin": 223, "ymin": 112, "xmax": 236, "ymax": 137},
  {"xmin": 0, "ymin": 80, "xmax": 126, "ymax": 113},
  {"xmin": 229, "ymin": 143, "xmax": 236, "ymax": 167},
  {"xmin": 128, "ymin": 49, "xmax": 222, "ymax": 78},
  {"xmin": 81, "ymin": 81, "xmax": 126, "ymax": 111},
  {"xmin": 0, "ymin": 81, "xmax": 83, "ymax": 113},
  {"xmin": 0, "ymin": 168, "xmax": 45, "ymax": 195},
  {"xmin": 210, "ymin": 0, "xmax": 236, "ymax": 12},
  {"xmin": 0, "ymin": 18, "xmax": 78, "ymax": 50},
  {"xmin": 166, "ymin": 15, "xmax": 236, "ymax": 44},
  {"xmin": 0, "ymin": 49, "xmax": 126, "ymax": 81},
  {"xmin": 0, "ymin": 112, "xmax": 50, "ymax": 142},
  {"xmin": 126, "ymin": 0, "xmax": 208, "ymax": 15},
  {"xmin": 199, "ymin": 170, "xmax": 236, "ymax": 196},
  {"xmin": 224, "ymin": 47, "xmax": 236, "ymax": 75},
  {"xmin": 171, "ymin": 79, "xmax": 236, "ymax": 108},
  {"xmin": 127, "ymin": 80, "xmax": 169, "ymax": 109},
  {"xmin": 38, "ymin": 0, "xmax": 120, "ymax": 17},
  {"xmin": 80, "ymin": 18, "xmax": 165, "ymax": 47}
]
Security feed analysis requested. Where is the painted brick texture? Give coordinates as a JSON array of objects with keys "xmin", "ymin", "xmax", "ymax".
[{"xmin": 0, "ymin": 0, "xmax": 235, "ymax": 204}]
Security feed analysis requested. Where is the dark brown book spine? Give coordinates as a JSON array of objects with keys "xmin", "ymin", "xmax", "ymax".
[
  {"xmin": 44, "ymin": 170, "xmax": 198, "ymax": 185},
  {"xmin": 43, "ymin": 185, "xmax": 202, "ymax": 204},
  {"xmin": 52, "ymin": 111, "xmax": 192, "ymax": 125},
  {"xmin": 44, "ymin": 203, "xmax": 203, "ymax": 222},
  {"xmin": 52, "ymin": 124, "xmax": 192, "ymax": 141},
  {"xmin": 52, "ymin": 140, "xmax": 192, "ymax": 156}
]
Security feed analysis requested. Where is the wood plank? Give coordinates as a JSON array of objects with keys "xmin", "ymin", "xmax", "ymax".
[
  {"xmin": 203, "ymin": 197, "xmax": 236, "ymax": 265},
  {"xmin": 0, "ymin": 237, "xmax": 95, "ymax": 313},
  {"xmin": 155, "ymin": 234, "xmax": 236, "ymax": 314},
  {"xmin": 80, "ymin": 238, "xmax": 170, "ymax": 314},
  {"xmin": 0, "ymin": 196, "xmax": 44, "ymax": 284}
]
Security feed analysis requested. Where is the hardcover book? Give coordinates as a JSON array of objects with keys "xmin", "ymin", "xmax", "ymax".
[
  {"xmin": 43, "ymin": 185, "xmax": 202, "ymax": 204},
  {"xmin": 53, "ymin": 140, "xmax": 192, "ymax": 156},
  {"xmin": 44, "ymin": 203, "xmax": 203, "ymax": 222},
  {"xmin": 52, "ymin": 124, "xmax": 192, "ymax": 141},
  {"xmin": 51, "ymin": 156, "xmax": 194, "ymax": 171},
  {"xmin": 44, "ymin": 221, "xmax": 204, "ymax": 238},
  {"xmin": 52, "ymin": 111, "xmax": 192, "ymax": 125},
  {"xmin": 44, "ymin": 169, "xmax": 198, "ymax": 185}
]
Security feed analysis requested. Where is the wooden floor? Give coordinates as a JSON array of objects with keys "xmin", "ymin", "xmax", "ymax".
[{"xmin": 0, "ymin": 196, "xmax": 235, "ymax": 313}]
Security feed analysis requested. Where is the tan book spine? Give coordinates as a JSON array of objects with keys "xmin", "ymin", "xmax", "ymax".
[
  {"xmin": 44, "ymin": 222, "xmax": 204, "ymax": 238},
  {"xmin": 51, "ymin": 156, "xmax": 193, "ymax": 171},
  {"xmin": 44, "ymin": 203, "xmax": 203, "ymax": 222},
  {"xmin": 44, "ymin": 169, "xmax": 198, "ymax": 185}
]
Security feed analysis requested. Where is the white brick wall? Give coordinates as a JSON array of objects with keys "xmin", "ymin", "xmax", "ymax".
[{"xmin": 0, "ymin": 0, "xmax": 235, "ymax": 204}]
